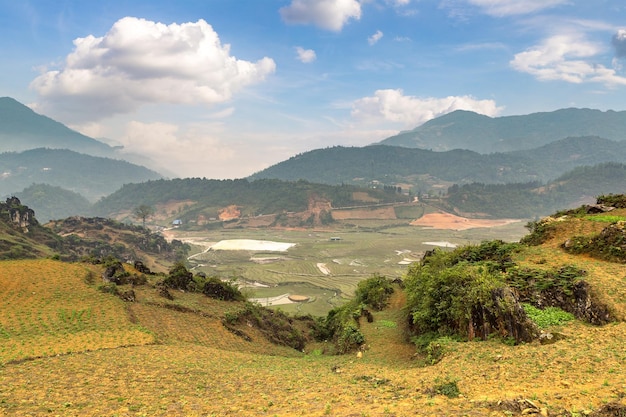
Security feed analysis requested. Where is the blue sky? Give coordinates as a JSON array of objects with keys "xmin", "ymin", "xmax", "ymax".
[{"xmin": 1, "ymin": 0, "xmax": 625, "ymax": 178}]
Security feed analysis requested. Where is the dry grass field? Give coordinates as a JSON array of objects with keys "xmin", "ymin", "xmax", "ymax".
[{"xmin": 1, "ymin": 210, "xmax": 625, "ymax": 416}]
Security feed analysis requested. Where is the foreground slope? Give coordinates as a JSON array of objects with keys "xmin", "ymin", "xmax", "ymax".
[{"xmin": 0, "ymin": 203, "xmax": 625, "ymax": 416}]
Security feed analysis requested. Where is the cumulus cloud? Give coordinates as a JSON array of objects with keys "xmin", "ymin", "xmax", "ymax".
[
  {"xmin": 279, "ymin": 0, "xmax": 361, "ymax": 31},
  {"xmin": 29, "ymin": 17, "xmax": 276, "ymax": 122},
  {"xmin": 467, "ymin": 0, "xmax": 568, "ymax": 16},
  {"xmin": 295, "ymin": 46, "xmax": 317, "ymax": 63},
  {"xmin": 613, "ymin": 29, "xmax": 626, "ymax": 59},
  {"xmin": 368, "ymin": 30, "xmax": 383, "ymax": 45},
  {"xmin": 118, "ymin": 121, "xmax": 252, "ymax": 178},
  {"xmin": 351, "ymin": 89, "xmax": 502, "ymax": 127},
  {"xmin": 510, "ymin": 34, "xmax": 626, "ymax": 86}
]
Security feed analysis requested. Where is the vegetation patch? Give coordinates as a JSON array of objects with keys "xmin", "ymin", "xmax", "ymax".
[
  {"xmin": 318, "ymin": 274, "xmax": 395, "ymax": 353},
  {"xmin": 522, "ymin": 304, "xmax": 575, "ymax": 328},
  {"xmin": 222, "ymin": 302, "xmax": 317, "ymax": 350}
]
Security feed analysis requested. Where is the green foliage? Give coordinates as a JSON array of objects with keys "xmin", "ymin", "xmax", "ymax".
[
  {"xmin": 520, "ymin": 219, "xmax": 558, "ymax": 246},
  {"xmin": 506, "ymin": 265, "xmax": 585, "ymax": 296},
  {"xmin": 353, "ymin": 273, "xmax": 394, "ymax": 311},
  {"xmin": 596, "ymin": 193, "xmax": 626, "ymax": 208},
  {"xmin": 162, "ymin": 262, "xmax": 193, "ymax": 290},
  {"xmin": 405, "ymin": 261, "xmax": 504, "ymax": 336},
  {"xmin": 523, "ymin": 304, "xmax": 575, "ymax": 328},
  {"xmin": 562, "ymin": 222, "xmax": 626, "ymax": 263},
  {"xmin": 201, "ymin": 276, "xmax": 245, "ymax": 301},
  {"xmin": 586, "ymin": 215, "xmax": 626, "ymax": 223},
  {"xmin": 317, "ymin": 274, "xmax": 397, "ymax": 353},
  {"xmin": 133, "ymin": 204, "xmax": 155, "ymax": 227},
  {"xmin": 411, "ymin": 333, "xmax": 456, "ymax": 365},
  {"xmin": 222, "ymin": 302, "xmax": 317, "ymax": 350},
  {"xmin": 431, "ymin": 377, "xmax": 461, "ymax": 398}
]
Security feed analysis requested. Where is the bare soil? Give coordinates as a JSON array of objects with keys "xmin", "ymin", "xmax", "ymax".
[{"xmin": 411, "ymin": 211, "xmax": 521, "ymax": 230}]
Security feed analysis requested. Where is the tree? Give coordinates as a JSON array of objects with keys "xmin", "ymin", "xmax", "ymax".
[{"xmin": 133, "ymin": 204, "xmax": 155, "ymax": 228}]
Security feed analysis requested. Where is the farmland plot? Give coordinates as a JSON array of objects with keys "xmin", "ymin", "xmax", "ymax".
[{"xmin": 0, "ymin": 259, "xmax": 154, "ymax": 364}]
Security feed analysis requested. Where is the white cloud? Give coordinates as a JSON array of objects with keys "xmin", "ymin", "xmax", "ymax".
[
  {"xmin": 386, "ymin": 0, "xmax": 410, "ymax": 5},
  {"xmin": 29, "ymin": 17, "xmax": 276, "ymax": 122},
  {"xmin": 279, "ymin": 0, "xmax": 361, "ymax": 31},
  {"xmin": 368, "ymin": 30, "xmax": 384, "ymax": 45},
  {"xmin": 118, "ymin": 121, "xmax": 253, "ymax": 178},
  {"xmin": 510, "ymin": 34, "xmax": 626, "ymax": 86},
  {"xmin": 351, "ymin": 89, "xmax": 502, "ymax": 127},
  {"xmin": 467, "ymin": 0, "xmax": 569, "ymax": 16},
  {"xmin": 613, "ymin": 29, "xmax": 626, "ymax": 59},
  {"xmin": 295, "ymin": 46, "xmax": 317, "ymax": 63}
]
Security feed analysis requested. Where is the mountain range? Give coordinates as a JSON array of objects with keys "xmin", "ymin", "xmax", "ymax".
[
  {"xmin": 378, "ymin": 108, "xmax": 626, "ymax": 152},
  {"xmin": 3, "ymin": 96, "xmax": 626, "ymax": 221}
]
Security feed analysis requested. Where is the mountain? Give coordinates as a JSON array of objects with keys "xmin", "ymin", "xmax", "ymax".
[
  {"xmin": 0, "ymin": 97, "xmax": 116, "ymax": 157},
  {"xmin": 0, "ymin": 148, "xmax": 162, "ymax": 201},
  {"xmin": 442, "ymin": 162, "xmax": 626, "ymax": 218},
  {"xmin": 250, "ymin": 138, "xmax": 626, "ymax": 188},
  {"xmin": 379, "ymin": 108, "xmax": 626, "ymax": 152},
  {"xmin": 14, "ymin": 183, "xmax": 92, "ymax": 222},
  {"xmin": 0, "ymin": 96, "xmax": 172, "ymax": 176},
  {"xmin": 91, "ymin": 177, "xmax": 408, "ymax": 226}
]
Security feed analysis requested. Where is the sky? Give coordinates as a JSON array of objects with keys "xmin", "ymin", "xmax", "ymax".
[{"xmin": 1, "ymin": 0, "xmax": 626, "ymax": 179}]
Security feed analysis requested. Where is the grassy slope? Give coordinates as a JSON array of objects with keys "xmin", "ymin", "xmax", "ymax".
[{"xmin": 1, "ymin": 211, "xmax": 626, "ymax": 416}]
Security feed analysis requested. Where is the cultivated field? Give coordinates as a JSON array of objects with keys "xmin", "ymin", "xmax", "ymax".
[{"xmin": 172, "ymin": 218, "xmax": 528, "ymax": 315}]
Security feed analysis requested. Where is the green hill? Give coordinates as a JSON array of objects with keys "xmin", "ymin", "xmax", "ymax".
[
  {"xmin": 250, "ymin": 138, "xmax": 626, "ymax": 191},
  {"xmin": 14, "ymin": 183, "xmax": 92, "ymax": 222},
  {"xmin": 443, "ymin": 162, "xmax": 626, "ymax": 218},
  {"xmin": 91, "ymin": 177, "xmax": 408, "ymax": 226},
  {"xmin": 0, "ymin": 148, "xmax": 162, "ymax": 202},
  {"xmin": 379, "ymin": 108, "xmax": 626, "ymax": 152}
]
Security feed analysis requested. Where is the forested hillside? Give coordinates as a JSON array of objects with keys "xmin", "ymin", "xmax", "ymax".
[
  {"xmin": 442, "ymin": 162, "xmax": 626, "ymax": 218},
  {"xmin": 91, "ymin": 177, "xmax": 408, "ymax": 221},
  {"xmin": 250, "ymin": 138, "xmax": 626, "ymax": 190}
]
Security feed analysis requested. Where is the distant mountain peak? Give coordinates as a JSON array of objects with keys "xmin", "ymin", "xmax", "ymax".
[
  {"xmin": 378, "ymin": 108, "xmax": 626, "ymax": 153},
  {"xmin": 0, "ymin": 96, "xmax": 115, "ymax": 156}
]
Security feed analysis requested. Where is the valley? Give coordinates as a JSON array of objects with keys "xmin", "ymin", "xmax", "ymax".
[{"xmin": 165, "ymin": 214, "xmax": 528, "ymax": 316}]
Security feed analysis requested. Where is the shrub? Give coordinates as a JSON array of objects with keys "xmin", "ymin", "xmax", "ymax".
[
  {"xmin": 202, "ymin": 276, "xmax": 245, "ymax": 301},
  {"xmin": 162, "ymin": 262, "xmax": 193, "ymax": 290},
  {"xmin": 354, "ymin": 273, "xmax": 394, "ymax": 311}
]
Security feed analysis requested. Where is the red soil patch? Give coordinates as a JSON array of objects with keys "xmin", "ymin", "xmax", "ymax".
[{"xmin": 411, "ymin": 212, "xmax": 519, "ymax": 230}]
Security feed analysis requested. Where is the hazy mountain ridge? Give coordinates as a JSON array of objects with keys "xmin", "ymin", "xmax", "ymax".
[
  {"xmin": 251, "ymin": 136, "xmax": 626, "ymax": 188},
  {"xmin": 0, "ymin": 97, "xmax": 115, "ymax": 157},
  {"xmin": 0, "ymin": 148, "xmax": 163, "ymax": 202},
  {"xmin": 379, "ymin": 108, "xmax": 626, "ymax": 152}
]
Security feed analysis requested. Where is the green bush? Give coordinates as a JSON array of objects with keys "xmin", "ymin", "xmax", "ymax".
[
  {"xmin": 354, "ymin": 273, "xmax": 394, "ymax": 311},
  {"xmin": 405, "ymin": 261, "xmax": 505, "ymax": 336},
  {"xmin": 162, "ymin": 262, "xmax": 193, "ymax": 290},
  {"xmin": 202, "ymin": 276, "xmax": 244, "ymax": 301}
]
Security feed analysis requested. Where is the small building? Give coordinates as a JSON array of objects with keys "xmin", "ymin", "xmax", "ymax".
[{"xmin": 172, "ymin": 219, "xmax": 183, "ymax": 226}]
